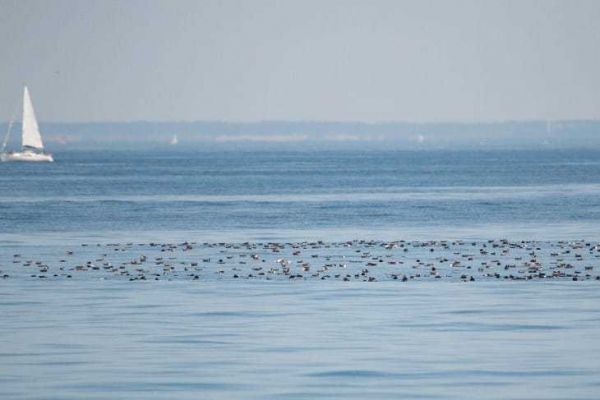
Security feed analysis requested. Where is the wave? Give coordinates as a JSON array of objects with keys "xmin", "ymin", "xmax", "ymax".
[{"xmin": 0, "ymin": 183, "xmax": 598, "ymax": 204}]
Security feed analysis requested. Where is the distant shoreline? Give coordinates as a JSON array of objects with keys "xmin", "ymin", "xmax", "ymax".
[{"xmin": 3, "ymin": 119, "xmax": 600, "ymax": 150}]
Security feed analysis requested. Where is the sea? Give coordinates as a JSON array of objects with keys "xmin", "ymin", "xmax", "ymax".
[{"xmin": 1, "ymin": 148, "xmax": 600, "ymax": 399}]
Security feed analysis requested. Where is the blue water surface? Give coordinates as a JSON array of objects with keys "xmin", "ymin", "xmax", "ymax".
[
  {"xmin": 1, "ymin": 149, "xmax": 600, "ymax": 242},
  {"xmin": 1, "ymin": 149, "xmax": 600, "ymax": 400}
]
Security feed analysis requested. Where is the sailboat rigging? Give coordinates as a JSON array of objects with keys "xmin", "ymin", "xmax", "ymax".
[{"xmin": 1, "ymin": 86, "xmax": 54, "ymax": 162}]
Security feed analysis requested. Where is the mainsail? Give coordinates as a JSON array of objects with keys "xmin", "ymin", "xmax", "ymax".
[{"xmin": 22, "ymin": 86, "xmax": 44, "ymax": 150}]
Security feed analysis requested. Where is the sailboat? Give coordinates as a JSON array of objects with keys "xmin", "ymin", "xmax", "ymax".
[
  {"xmin": 170, "ymin": 134, "xmax": 178, "ymax": 145},
  {"xmin": 1, "ymin": 86, "xmax": 54, "ymax": 162}
]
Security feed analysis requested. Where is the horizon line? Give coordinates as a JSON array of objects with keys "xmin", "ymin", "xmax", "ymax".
[{"xmin": 6, "ymin": 118, "xmax": 600, "ymax": 125}]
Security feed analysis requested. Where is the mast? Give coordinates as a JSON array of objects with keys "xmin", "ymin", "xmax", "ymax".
[{"xmin": 1, "ymin": 99, "xmax": 19, "ymax": 153}]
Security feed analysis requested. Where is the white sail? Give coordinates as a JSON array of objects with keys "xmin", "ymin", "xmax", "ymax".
[{"xmin": 22, "ymin": 86, "xmax": 44, "ymax": 150}]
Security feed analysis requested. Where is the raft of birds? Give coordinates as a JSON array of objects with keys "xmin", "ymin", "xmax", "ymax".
[{"xmin": 2, "ymin": 239, "xmax": 600, "ymax": 282}]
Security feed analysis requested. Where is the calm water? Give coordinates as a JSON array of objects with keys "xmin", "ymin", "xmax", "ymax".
[
  {"xmin": 1, "ymin": 149, "xmax": 600, "ymax": 243},
  {"xmin": 1, "ymin": 149, "xmax": 600, "ymax": 399},
  {"xmin": 1, "ymin": 280, "xmax": 600, "ymax": 399}
]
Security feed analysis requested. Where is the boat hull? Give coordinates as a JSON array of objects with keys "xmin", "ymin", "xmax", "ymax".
[{"xmin": 1, "ymin": 151, "xmax": 54, "ymax": 162}]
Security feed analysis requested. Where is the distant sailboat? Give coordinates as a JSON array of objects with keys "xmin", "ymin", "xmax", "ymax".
[
  {"xmin": 1, "ymin": 86, "xmax": 54, "ymax": 162},
  {"xmin": 170, "ymin": 134, "xmax": 178, "ymax": 145}
]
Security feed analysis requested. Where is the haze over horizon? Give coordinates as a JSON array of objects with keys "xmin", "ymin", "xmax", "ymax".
[{"xmin": 1, "ymin": 0, "xmax": 600, "ymax": 124}]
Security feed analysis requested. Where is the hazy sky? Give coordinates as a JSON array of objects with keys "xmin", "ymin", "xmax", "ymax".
[{"xmin": 1, "ymin": 0, "xmax": 599, "ymax": 122}]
